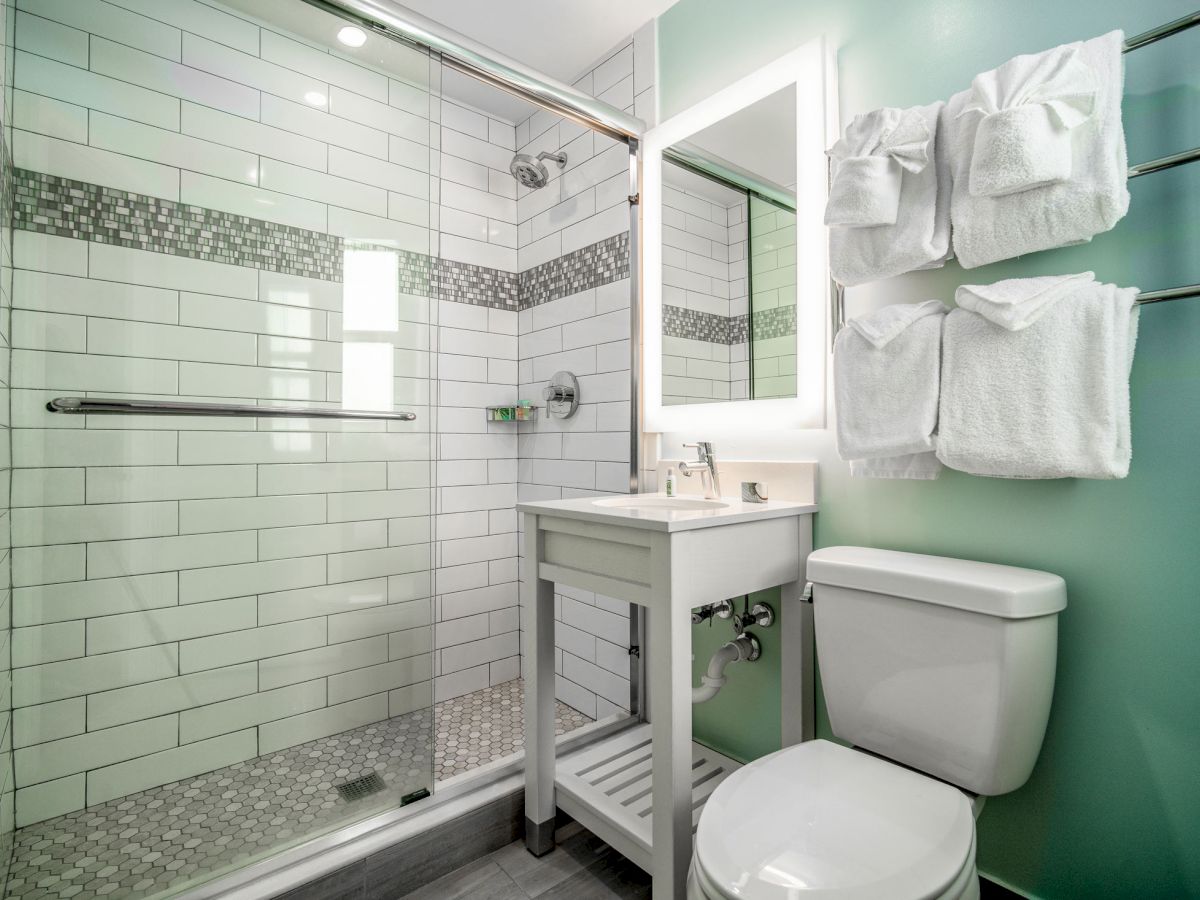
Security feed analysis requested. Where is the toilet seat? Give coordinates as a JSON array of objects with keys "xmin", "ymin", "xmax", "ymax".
[{"xmin": 692, "ymin": 740, "xmax": 976, "ymax": 900}]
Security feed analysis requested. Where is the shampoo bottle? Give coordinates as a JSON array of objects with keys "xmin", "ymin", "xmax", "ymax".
[{"xmin": 665, "ymin": 467, "xmax": 676, "ymax": 497}]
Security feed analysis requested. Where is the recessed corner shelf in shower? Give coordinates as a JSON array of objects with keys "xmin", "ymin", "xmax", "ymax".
[
  {"xmin": 486, "ymin": 405, "xmax": 538, "ymax": 422},
  {"xmin": 45, "ymin": 397, "xmax": 418, "ymax": 421}
]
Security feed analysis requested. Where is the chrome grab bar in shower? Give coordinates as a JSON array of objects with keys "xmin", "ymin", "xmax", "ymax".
[{"xmin": 46, "ymin": 397, "xmax": 417, "ymax": 421}]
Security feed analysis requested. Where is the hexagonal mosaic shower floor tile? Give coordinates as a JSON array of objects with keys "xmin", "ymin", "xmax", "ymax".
[{"xmin": 2, "ymin": 681, "xmax": 592, "ymax": 900}]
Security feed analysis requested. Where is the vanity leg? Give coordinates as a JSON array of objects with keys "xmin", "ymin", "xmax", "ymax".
[
  {"xmin": 523, "ymin": 515, "xmax": 556, "ymax": 856},
  {"xmin": 649, "ymin": 585, "xmax": 692, "ymax": 897}
]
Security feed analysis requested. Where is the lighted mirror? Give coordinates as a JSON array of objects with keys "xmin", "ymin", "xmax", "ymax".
[{"xmin": 644, "ymin": 39, "xmax": 837, "ymax": 431}]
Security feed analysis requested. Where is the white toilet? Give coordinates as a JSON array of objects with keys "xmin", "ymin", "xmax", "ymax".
[{"xmin": 689, "ymin": 546, "xmax": 1067, "ymax": 900}]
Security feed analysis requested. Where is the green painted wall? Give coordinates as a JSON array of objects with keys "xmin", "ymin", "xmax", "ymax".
[{"xmin": 662, "ymin": 1, "xmax": 1200, "ymax": 897}]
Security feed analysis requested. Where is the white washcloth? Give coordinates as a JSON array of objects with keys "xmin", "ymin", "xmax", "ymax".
[
  {"xmin": 826, "ymin": 107, "xmax": 932, "ymax": 227},
  {"xmin": 962, "ymin": 43, "xmax": 1098, "ymax": 196},
  {"xmin": 835, "ymin": 300, "xmax": 948, "ymax": 479},
  {"xmin": 937, "ymin": 275, "xmax": 1139, "ymax": 479},
  {"xmin": 828, "ymin": 102, "xmax": 951, "ymax": 286},
  {"xmin": 947, "ymin": 31, "xmax": 1129, "ymax": 268}
]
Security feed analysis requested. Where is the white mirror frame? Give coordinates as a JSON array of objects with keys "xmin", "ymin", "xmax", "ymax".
[{"xmin": 643, "ymin": 37, "xmax": 838, "ymax": 432}]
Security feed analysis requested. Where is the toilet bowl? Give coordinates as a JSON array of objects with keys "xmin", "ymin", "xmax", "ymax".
[
  {"xmin": 688, "ymin": 741, "xmax": 979, "ymax": 900},
  {"xmin": 689, "ymin": 547, "xmax": 1065, "ymax": 900}
]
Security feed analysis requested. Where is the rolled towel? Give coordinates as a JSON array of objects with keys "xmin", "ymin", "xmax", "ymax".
[
  {"xmin": 937, "ymin": 274, "xmax": 1139, "ymax": 479},
  {"xmin": 963, "ymin": 43, "xmax": 1098, "ymax": 197},
  {"xmin": 834, "ymin": 300, "xmax": 948, "ymax": 479},
  {"xmin": 828, "ymin": 102, "xmax": 951, "ymax": 286},
  {"xmin": 946, "ymin": 31, "xmax": 1129, "ymax": 269}
]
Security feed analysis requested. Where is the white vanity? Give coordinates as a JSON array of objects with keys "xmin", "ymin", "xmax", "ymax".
[{"xmin": 519, "ymin": 494, "xmax": 816, "ymax": 899}]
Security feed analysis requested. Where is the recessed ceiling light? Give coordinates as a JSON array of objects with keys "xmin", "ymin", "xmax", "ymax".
[
  {"xmin": 304, "ymin": 91, "xmax": 328, "ymax": 107},
  {"xmin": 337, "ymin": 25, "xmax": 367, "ymax": 47}
]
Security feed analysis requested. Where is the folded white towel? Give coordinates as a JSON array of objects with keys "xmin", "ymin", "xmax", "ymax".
[
  {"xmin": 826, "ymin": 107, "xmax": 932, "ymax": 227},
  {"xmin": 937, "ymin": 275, "xmax": 1139, "ymax": 479},
  {"xmin": 828, "ymin": 102, "xmax": 951, "ymax": 286},
  {"xmin": 835, "ymin": 300, "xmax": 948, "ymax": 479},
  {"xmin": 963, "ymin": 43, "xmax": 1098, "ymax": 196},
  {"xmin": 947, "ymin": 31, "xmax": 1129, "ymax": 268},
  {"xmin": 955, "ymin": 271, "xmax": 1094, "ymax": 330}
]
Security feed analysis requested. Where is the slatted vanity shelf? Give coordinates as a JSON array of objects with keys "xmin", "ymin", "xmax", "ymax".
[{"xmin": 518, "ymin": 493, "xmax": 817, "ymax": 899}]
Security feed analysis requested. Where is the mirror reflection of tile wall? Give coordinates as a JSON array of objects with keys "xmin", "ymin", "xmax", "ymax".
[
  {"xmin": 661, "ymin": 164, "xmax": 748, "ymax": 406},
  {"xmin": 747, "ymin": 195, "xmax": 797, "ymax": 400}
]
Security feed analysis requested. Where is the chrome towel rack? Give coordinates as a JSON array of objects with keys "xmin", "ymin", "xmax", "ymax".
[
  {"xmin": 46, "ymin": 397, "xmax": 416, "ymax": 421},
  {"xmin": 830, "ymin": 9, "xmax": 1200, "ymax": 340}
]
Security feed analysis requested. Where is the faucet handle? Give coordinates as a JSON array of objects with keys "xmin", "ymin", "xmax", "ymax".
[{"xmin": 682, "ymin": 441, "xmax": 713, "ymax": 460}]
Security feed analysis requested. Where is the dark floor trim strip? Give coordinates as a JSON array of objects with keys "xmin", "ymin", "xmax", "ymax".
[{"xmin": 274, "ymin": 791, "xmax": 523, "ymax": 900}]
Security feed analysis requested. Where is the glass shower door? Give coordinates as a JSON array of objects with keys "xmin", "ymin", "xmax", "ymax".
[{"xmin": 3, "ymin": 0, "xmax": 440, "ymax": 896}]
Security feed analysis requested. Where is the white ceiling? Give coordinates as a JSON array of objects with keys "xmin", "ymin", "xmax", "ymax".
[
  {"xmin": 397, "ymin": 0, "xmax": 675, "ymax": 87},
  {"xmin": 220, "ymin": 0, "xmax": 676, "ymax": 124}
]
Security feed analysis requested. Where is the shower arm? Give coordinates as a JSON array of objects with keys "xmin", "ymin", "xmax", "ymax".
[{"xmin": 536, "ymin": 151, "xmax": 567, "ymax": 168}]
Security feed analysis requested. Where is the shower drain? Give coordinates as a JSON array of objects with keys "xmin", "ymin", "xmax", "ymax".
[{"xmin": 335, "ymin": 772, "xmax": 387, "ymax": 802}]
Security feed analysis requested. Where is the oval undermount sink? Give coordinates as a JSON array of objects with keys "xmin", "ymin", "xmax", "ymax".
[{"xmin": 593, "ymin": 496, "xmax": 729, "ymax": 511}]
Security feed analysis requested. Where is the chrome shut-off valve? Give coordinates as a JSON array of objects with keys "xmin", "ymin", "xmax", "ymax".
[{"xmin": 542, "ymin": 370, "xmax": 579, "ymax": 419}]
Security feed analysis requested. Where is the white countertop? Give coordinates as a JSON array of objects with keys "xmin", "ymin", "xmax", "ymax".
[{"xmin": 517, "ymin": 494, "xmax": 818, "ymax": 533}]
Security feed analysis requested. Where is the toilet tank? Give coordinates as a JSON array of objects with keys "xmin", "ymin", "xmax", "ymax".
[{"xmin": 807, "ymin": 547, "xmax": 1067, "ymax": 796}]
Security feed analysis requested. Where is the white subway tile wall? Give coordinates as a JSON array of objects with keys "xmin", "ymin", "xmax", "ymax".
[
  {"xmin": 0, "ymin": 0, "xmax": 16, "ymax": 872},
  {"xmin": 9, "ymin": 0, "xmax": 441, "ymax": 829},
  {"xmin": 660, "ymin": 172, "xmax": 749, "ymax": 405},
  {"xmin": 746, "ymin": 196, "xmax": 799, "ymax": 399},
  {"xmin": 514, "ymin": 22, "xmax": 655, "ymax": 720},
  {"xmin": 8, "ymin": 0, "xmax": 649, "ymax": 830}
]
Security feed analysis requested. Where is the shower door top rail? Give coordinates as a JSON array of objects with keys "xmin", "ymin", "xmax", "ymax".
[
  {"xmin": 316, "ymin": 0, "xmax": 644, "ymax": 141},
  {"xmin": 46, "ymin": 397, "xmax": 417, "ymax": 421}
]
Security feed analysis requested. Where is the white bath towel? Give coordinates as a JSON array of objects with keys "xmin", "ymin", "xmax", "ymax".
[
  {"xmin": 828, "ymin": 102, "xmax": 951, "ymax": 286},
  {"xmin": 947, "ymin": 31, "xmax": 1129, "ymax": 268},
  {"xmin": 835, "ymin": 300, "xmax": 948, "ymax": 479},
  {"xmin": 937, "ymin": 275, "xmax": 1139, "ymax": 479}
]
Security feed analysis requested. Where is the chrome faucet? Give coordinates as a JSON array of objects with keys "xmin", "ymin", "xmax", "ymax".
[{"xmin": 678, "ymin": 442, "xmax": 722, "ymax": 499}]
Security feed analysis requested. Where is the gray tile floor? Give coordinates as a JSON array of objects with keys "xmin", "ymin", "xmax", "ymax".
[
  {"xmin": 401, "ymin": 826, "xmax": 651, "ymax": 900},
  {"xmin": 2, "ymin": 681, "xmax": 591, "ymax": 900}
]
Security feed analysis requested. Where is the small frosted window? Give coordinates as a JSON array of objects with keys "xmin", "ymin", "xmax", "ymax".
[
  {"xmin": 343, "ymin": 249, "xmax": 399, "ymax": 331},
  {"xmin": 342, "ymin": 342, "xmax": 394, "ymax": 412}
]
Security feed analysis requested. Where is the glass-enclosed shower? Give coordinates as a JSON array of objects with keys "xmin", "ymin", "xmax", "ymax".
[{"xmin": 0, "ymin": 0, "xmax": 643, "ymax": 896}]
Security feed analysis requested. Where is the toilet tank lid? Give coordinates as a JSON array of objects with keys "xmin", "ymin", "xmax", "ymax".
[{"xmin": 807, "ymin": 547, "xmax": 1067, "ymax": 618}]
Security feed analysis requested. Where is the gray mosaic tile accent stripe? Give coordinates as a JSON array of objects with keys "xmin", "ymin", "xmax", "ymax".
[
  {"xmin": 663, "ymin": 304, "xmax": 730, "ymax": 344},
  {"xmin": 519, "ymin": 231, "xmax": 629, "ymax": 308},
  {"xmin": 15, "ymin": 169, "xmax": 621, "ymax": 312},
  {"xmin": 729, "ymin": 313, "xmax": 749, "ymax": 345},
  {"xmin": 749, "ymin": 304, "xmax": 797, "ymax": 341},
  {"xmin": 14, "ymin": 169, "xmax": 342, "ymax": 281},
  {"xmin": 392, "ymin": 247, "xmax": 519, "ymax": 310},
  {"xmin": 437, "ymin": 256, "xmax": 520, "ymax": 311},
  {"xmin": 667, "ymin": 304, "xmax": 798, "ymax": 345}
]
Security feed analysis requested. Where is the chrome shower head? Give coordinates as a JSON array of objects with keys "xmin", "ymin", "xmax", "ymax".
[{"xmin": 510, "ymin": 151, "xmax": 567, "ymax": 189}]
